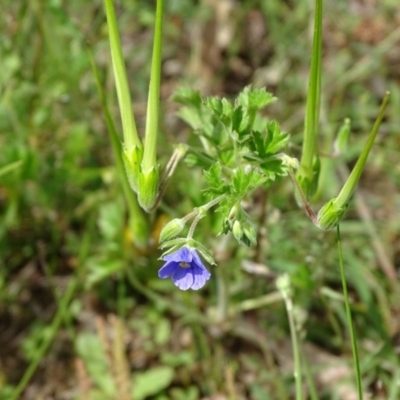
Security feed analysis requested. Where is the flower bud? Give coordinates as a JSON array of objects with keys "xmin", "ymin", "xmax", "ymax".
[
  {"xmin": 276, "ymin": 273, "xmax": 292, "ymax": 298},
  {"xmin": 280, "ymin": 154, "xmax": 299, "ymax": 170},
  {"xmin": 232, "ymin": 220, "xmax": 243, "ymax": 242},
  {"xmin": 228, "ymin": 203, "xmax": 240, "ymax": 221},
  {"xmin": 159, "ymin": 218, "xmax": 186, "ymax": 243},
  {"xmin": 222, "ymin": 203, "xmax": 240, "ymax": 234},
  {"xmin": 242, "ymin": 221, "xmax": 257, "ymax": 247},
  {"xmin": 122, "ymin": 145, "xmax": 143, "ymax": 193},
  {"xmin": 138, "ymin": 166, "xmax": 159, "ymax": 212}
]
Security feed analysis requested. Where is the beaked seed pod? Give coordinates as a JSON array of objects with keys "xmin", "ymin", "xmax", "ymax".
[
  {"xmin": 138, "ymin": 166, "xmax": 159, "ymax": 212},
  {"xmin": 317, "ymin": 199, "xmax": 348, "ymax": 230}
]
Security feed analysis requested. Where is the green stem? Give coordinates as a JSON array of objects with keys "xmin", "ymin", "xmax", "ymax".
[
  {"xmin": 336, "ymin": 224, "xmax": 363, "ymax": 399},
  {"xmin": 104, "ymin": 0, "xmax": 141, "ymax": 150},
  {"xmin": 235, "ymin": 291, "xmax": 283, "ymax": 313},
  {"xmin": 216, "ymin": 264, "xmax": 228, "ymax": 322},
  {"xmin": 0, "ymin": 160, "xmax": 22, "ymax": 177},
  {"xmin": 186, "ymin": 195, "xmax": 226, "ymax": 239},
  {"xmin": 285, "ymin": 294, "xmax": 303, "ymax": 400},
  {"xmin": 142, "ymin": 0, "xmax": 163, "ymax": 172},
  {"xmin": 301, "ymin": 347, "xmax": 319, "ymax": 400},
  {"xmin": 187, "ymin": 212, "xmax": 204, "ymax": 240}
]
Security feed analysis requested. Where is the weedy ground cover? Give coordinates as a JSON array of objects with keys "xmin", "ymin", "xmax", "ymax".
[{"xmin": 0, "ymin": 0, "xmax": 399, "ymax": 399}]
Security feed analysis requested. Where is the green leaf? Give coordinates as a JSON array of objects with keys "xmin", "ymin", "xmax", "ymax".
[
  {"xmin": 215, "ymin": 197, "xmax": 238, "ymax": 223},
  {"xmin": 173, "ymin": 88, "xmax": 208, "ymax": 132},
  {"xmin": 0, "ymin": 160, "xmax": 22, "ymax": 178},
  {"xmin": 85, "ymin": 256, "xmax": 124, "ymax": 287},
  {"xmin": 231, "ymin": 105, "xmax": 245, "ymax": 135},
  {"xmin": 172, "ymin": 87, "xmax": 202, "ymax": 108},
  {"xmin": 238, "ymin": 86, "xmax": 277, "ymax": 111},
  {"xmin": 176, "ymin": 106, "xmax": 204, "ymax": 130},
  {"xmin": 259, "ymin": 158, "xmax": 288, "ymax": 180},
  {"xmin": 247, "ymin": 121, "xmax": 288, "ymax": 160},
  {"xmin": 250, "ymin": 130, "xmax": 267, "ymax": 158},
  {"xmin": 132, "ymin": 366, "xmax": 174, "ymax": 400},
  {"xmin": 98, "ymin": 200, "xmax": 124, "ymax": 240},
  {"xmin": 232, "ymin": 166, "xmax": 251, "ymax": 194},
  {"xmin": 204, "ymin": 97, "xmax": 234, "ymax": 127},
  {"xmin": 154, "ymin": 319, "xmax": 172, "ymax": 346},
  {"xmin": 264, "ymin": 120, "xmax": 289, "ymax": 155},
  {"xmin": 203, "ymin": 162, "xmax": 229, "ymax": 196},
  {"xmin": 75, "ymin": 333, "xmax": 115, "ymax": 396}
]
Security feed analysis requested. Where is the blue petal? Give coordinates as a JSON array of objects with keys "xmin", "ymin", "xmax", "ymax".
[
  {"xmin": 191, "ymin": 264, "xmax": 211, "ymax": 290},
  {"xmin": 189, "ymin": 248, "xmax": 206, "ymax": 269},
  {"xmin": 172, "ymin": 267, "xmax": 193, "ymax": 290},
  {"xmin": 158, "ymin": 261, "xmax": 179, "ymax": 279},
  {"xmin": 163, "ymin": 247, "xmax": 193, "ymax": 263}
]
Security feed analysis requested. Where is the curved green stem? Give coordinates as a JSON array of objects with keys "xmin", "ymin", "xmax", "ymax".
[
  {"xmin": 286, "ymin": 294, "xmax": 303, "ymax": 400},
  {"xmin": 335, "ymin": 92, "xmax": 390, "ymax": 208},
  {"xmin": 186, "ymin": 195, "xmax": 226, "ymax": 239},
  {"xmin": 277, "ymin": 275, "xmax": 303, "ymax": 400}
]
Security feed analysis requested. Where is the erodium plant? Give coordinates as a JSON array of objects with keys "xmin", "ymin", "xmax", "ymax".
[{"xmin": 103, "ymin": 0, "xmax": 389, "ymax": 398}]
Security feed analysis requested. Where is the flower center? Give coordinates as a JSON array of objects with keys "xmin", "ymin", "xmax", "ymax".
[{"xmin": 179, "ymin": 262, "xmax": 190, "ymax": 268}]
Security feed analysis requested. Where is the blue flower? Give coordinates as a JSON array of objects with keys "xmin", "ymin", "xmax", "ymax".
[{"xmin": 158, "ymin": 246, "xmax": 211, "ymax": 290}]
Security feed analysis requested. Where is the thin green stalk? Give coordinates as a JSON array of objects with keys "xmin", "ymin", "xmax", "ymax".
[
  {"xmin": 187, "ymin": 212, "xmax": 204, "ymax": 239},
  {"xmin": 286, "ymin": 295, "xmax": 303, "ymax": 400},
  {"xmin": 0, "ymin": 160, "xmax": 22, "ymax": 177},
  {"xmin": 104, "ymin": 0, "xmax": 141, "ymax": 151},
  {"xmin": 235, "ymin": 291, "xmax": 283, "ymax": 313},
  {"xmin": 187, "ymin": 194, "xmax": 226, "ymax": 239},
  {"xmin": 216, "ymin": 264, "xmax": 228, "ymax": 323},
  {"xmin": 301, "ymin": 348, "xmax": 319, "ymax": 400},
  {"xmin": 336, "ymin": 224, "xmax": 363, "ymax": 399},
  {"xmin": 335, "ymin": 92, "xmax": 390, "ymax": 207},
  {"xmin": 277, "ymin": 275, "xmax": 303, "ymax": 400},
  {"xmin": 141, "ymin": 0, "xmax": 163, "ymax": 172}
]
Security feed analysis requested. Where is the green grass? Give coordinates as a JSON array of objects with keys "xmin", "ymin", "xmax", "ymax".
[{"xmin": 0, "ymin": 0, "xmax": 399, "ymax": 399}]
